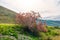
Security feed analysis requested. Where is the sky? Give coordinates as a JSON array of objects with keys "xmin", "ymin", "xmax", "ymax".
[{"xmin": 0, "ymin": 0, "xmax": 60, "ymax": 20}]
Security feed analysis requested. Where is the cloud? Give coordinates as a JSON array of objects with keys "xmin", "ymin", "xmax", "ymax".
[
  {"xmin": 56, "ymin": 0, "xmax": 60, "ymax": 6},
  {"xmin": 0, "ymin": 0, "xmax": 60, "ymax": 20},
  {"xmin": 42, "ymin": 15, "xmax": 60, "ymax": 21}
]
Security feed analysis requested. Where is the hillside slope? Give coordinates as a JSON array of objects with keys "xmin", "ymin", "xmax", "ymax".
[{"xmin": 0, "ymin": 6, "xmax": 16, "ymax": 23}]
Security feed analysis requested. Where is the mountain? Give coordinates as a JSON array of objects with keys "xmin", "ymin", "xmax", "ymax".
[
  {"xmin": 0, "ymin": 6, "xmax": 16, "ymax": 23},
  {"xmin": 37, "ymin": 18, "xmax": 60, "ymax": 26},
  {"xmin": 45, "ymin": 20, "xmax": 60, "ymax": 26},
  {"xmin": 42, "ymin": 20, "xmax": 60, "ymax": 26}
]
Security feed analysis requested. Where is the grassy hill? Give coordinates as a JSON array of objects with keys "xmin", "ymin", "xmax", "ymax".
[{"xmin": 0, "ymin": 6, "xmax": 16, "ymax": 23}]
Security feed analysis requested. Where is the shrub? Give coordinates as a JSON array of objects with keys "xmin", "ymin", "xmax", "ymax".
[{"xmin": 15, "ymin": 11, "xmax": 47, "ymax": 36}]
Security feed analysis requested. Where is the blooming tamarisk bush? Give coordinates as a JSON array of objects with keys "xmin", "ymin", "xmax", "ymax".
[{"xmin": 15, "ymin": 11, "xmax": 47, "ymax": 36}]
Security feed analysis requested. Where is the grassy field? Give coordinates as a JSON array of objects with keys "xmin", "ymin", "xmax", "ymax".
[{"xmin": 0, "ymin": 24, "xmax": 60, "ymax": 40}]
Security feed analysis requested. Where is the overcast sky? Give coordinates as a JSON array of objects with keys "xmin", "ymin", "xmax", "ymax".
[{"xmin": 0, "ymin": 0, "xmax": 60, "ymax": 20}]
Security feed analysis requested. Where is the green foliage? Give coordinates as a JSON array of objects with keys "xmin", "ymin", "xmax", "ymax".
[
  {"xmin": 0, "ymin": 24, "xmax": 60, "ymax": 40},
  {"xmin": 37, "ymin": 26, "xmax": 60, "ymax": 40},
  {"xmin": 46, "ymin": 26, "xmax": 60, "ymax": 36},
  {"xmin": 12, "ymin": 24, "xmax": 39, "ymax": 37},
  {"xmin": 9, "ymin": 24, "xmax": 60, "ymax": 40},
  {"xmin": 0, "ymin": 24, "xmax": 18, "ymax": 38}
]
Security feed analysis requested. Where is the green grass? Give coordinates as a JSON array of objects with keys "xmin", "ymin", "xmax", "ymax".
[{"xmin": 0, "ymin": 24, "xmax": 60, "ymax": 40}]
